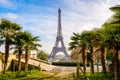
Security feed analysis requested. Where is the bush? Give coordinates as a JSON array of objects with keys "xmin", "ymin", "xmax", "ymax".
[
  {"xmin": 84, "ymin": 72, "xmax": 113, "ymax": 80},
  {"xmin": 52, "ymin": 62, "xmax": 90, "ymax": 67},
  {"xmin": 0, "ymin": 71, "xmax": 15, "ymax": 79},
  {"xmin": 16, "ymin": 71, "xmax": 26, "ymax": 77}
]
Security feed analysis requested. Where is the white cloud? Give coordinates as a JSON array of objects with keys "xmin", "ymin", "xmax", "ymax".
[
  {"xmin": 0, "ymin": 0, "xmax": 119, "ymax": 55},
  {"xmin": 55, "ymin": 0, "xmax": 120, "ymax": 55},
  {"xmin": 0, "ymin": 13, "xmax": 19, "ymax": 20},
  {"xmin": 6, "ymin": 13, "xmax": 19, "ymax": 19},
  {"xmin": 0, "ymin": 0, "xmax": 15, "ymax": 8},
  {"xmin": 29, "ymin": 0, "xmax": 120, "ymax": 54},
  {"xmin": 41, "ymin": 42, "xmax": 54, "ymax": 54}
]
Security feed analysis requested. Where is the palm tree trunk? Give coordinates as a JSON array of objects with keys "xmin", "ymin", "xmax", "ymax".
[
  {"xmin": 90, "ymin": 46, "xmax": 94, "ymax": 74},
  {"xmin": 76, "ymin": 61, "xmax": 80, "ymax": 78},
  {"xmin": 25, "ymin": 47, "xmax": 30, "ymax": 73},
  {"xmin": 114, "ymin": 48, "xmax": 119, "ymax": 80},
  {"xmin": 82, "ymin": 45, "xmax": 86, "ymax": 73},
  {"xmin": 100, "ymin": 47, "xmax": 107, "ymax": 74},
  {"xmin": 2, "ymin": 54, "xmax": 4, "ymax": 73},
  {"xmin": 18, "ymin": 49, "xmax": 22, "ymax": 71},
  {"xmin": 3, "ymin": 38, "xmax": 9, "ymax": 74},
  {"xmin": 25, "ymin": 53, "xmax": 28, "ymax": 73}
]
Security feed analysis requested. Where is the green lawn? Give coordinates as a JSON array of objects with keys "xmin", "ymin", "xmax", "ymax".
[
  {"xmin": 0, "ymin": 70, "xmax": 113, "ymax": 80},
  {"xmin": 79, "ymin": 72, "xmax": 113, "ymax": 80},
  {"xmin": 0, "ymin": 70, "xmax": 75, "ymax": 80}
]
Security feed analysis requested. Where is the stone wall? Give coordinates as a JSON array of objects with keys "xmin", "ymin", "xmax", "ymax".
[{"xmin": 0, "ymin": 53, "xmax": 16, "ymax": 72}]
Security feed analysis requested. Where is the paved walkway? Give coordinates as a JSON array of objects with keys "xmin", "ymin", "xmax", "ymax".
[
  {"xmin": 50, "ymin": 66, "xmax": 102, "ymax": 72},
  {"xmin": 47, "ymin": 66, "xmax": 102, "ymax": 79},
  {"xmin": 50, "ymin": 66, "xmax": 76, "ymax": 72},
  {"xmin": 54, "ymin": 71, "xmax": 74, "ymax": 78}
]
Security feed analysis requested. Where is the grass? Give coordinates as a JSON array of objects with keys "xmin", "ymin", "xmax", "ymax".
[
  {"xmin": 0, "ymin": 70, "xmax": 113, "ymax": 80},
  {"xmin": 0, "ymin": 69, "xmax": 75, "ymax": 80},
  {"xmin": 0, "ymin": 69, "xmax": 47, "ymax": 80},
  {"xmin": 79, "ymin": 72, "xmax": 113, "ymax": 80}
]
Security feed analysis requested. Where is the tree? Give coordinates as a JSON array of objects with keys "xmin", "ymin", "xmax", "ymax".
[
  {"xmin": 106, "ymin": 51, "xmax": 114, "ymax": 62},
  {"xmin": 23, "ymin": 32, "xmax": 41, "ymax": 73},
  {"xmin": 78, "ymin": 32, "xmax": 87, "ymax": 74},
  {"xmin": 37, "ymin": 50, "xmax": 48, "ymax": 61},
  {"xmin": 69, "ymin": 33, "xmax": 81, "ymax": 77},
  {"xmin": 81, "ymin": 31, "xmax": 95, "ymax": 74},
  {"xmin": 92, "ymin": 29, "xmax": 107, "ymax": 74},
  {"xmin": 0, "ymin": 18, "xmax": 21, "ymax": 74},
  {"xmin": 13, "ymin": 31, "xmax": 26, "ymax": 71},
  {"xmin": 100, "ymin": 46, "xmax": 107, "ymax": 74},
  {"xmin": 102, "ymin": 5, "xmax": 120, "ymax": 80}
]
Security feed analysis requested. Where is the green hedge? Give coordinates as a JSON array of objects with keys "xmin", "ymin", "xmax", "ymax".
[{"xmin": 52, "ymin": 62, "xmax": 90, "ymax": 67}]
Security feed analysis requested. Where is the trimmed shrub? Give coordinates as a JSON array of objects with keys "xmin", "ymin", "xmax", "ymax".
[{"xmin": 52, "ymin": 62, "xmax": 90, "ymax": 67}]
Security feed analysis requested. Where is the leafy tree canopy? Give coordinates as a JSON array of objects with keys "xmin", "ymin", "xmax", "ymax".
[{"xmin": 37, "ymin": 50, "xmax": 48, "ymax": 61}]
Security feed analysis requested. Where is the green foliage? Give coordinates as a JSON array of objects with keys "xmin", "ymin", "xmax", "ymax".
[
  {"xmin": 0, "ymin": 18, "xmax": 22, "ymax": 74},
  {"xmin": 79, "ymin": 72, "xmax": 113, "ymax": 80},
  {"xmin": 23, "ymin": 31, "xmax": 41, "ymax": 72},
  {"xmin": 37, "ymin": 50, "xmax": 48, "ymax": 61},
  {"xmin": 0, "ymin": 70, "xmax": 43, "ymax": 79},
  {"xmin": 16, "ymin": 71, "xmax": 26, "ymax": 77},
  {"xmin": 23, "ymin": 31, "xmax": 41, "ymax": 51},
  {"xmin": 27, "ymin": 69, "xmax": 40, "ymax": 76},
  {"xmin": 106, "ymin": 52, "xmax": 114, "ymax": 61},
  {"xmin": 68, "ymin": 32, "xmax": 81, "ymax": 50},
  {"xmin": 102, "ymin": 5, "xmax": 120, "ymax": 79},
  {"xmin": 0, "ymin": 71, "xmax": 15, "ymax": 79},
  {"xmin": 102, "ymin": 5, "xmax": 120, "ymax": 49}
]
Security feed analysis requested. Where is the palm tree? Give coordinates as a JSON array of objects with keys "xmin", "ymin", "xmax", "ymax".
[
  {"xmin": 100, "ymin": 47, "xmax": 107, "ymax": 74},
  {"xmin": 76, "ymin": 32, "xmax": 89, "ymax": 74},
  {"xmin": 13, "ymin": 31, "xmax": 26, "ymax": 71},
  {"xmin": 81, "ymin": 41, "xmax": 87, "ymax": 74},
  {"xmin": 23, "ymin": 32, "xmax": 41, "ymax": 73},
  {"xmin": 81, "ymin": 31, "xmax": 95, "ymax": 74},
  {"xmin": 69, "ymin": 33, "xmax": 81, "ymax": 77},
  {"xmin": 102, "ymin": 5, "xmax": 120, "ymax": 79},
  {"xmin": 87, "ymin": 28, "xmax": 107, "ymax": 74},
  {"xmin": 0, "ymin": 19, "xmax": 21, "ymax": 74},
  {"xmin": 94, "ymin": 47, "xmax": 107, "ymax": 74},
  {"xmin": 0, "ymin": 26, "xmax": 4, "ymax": 72}
]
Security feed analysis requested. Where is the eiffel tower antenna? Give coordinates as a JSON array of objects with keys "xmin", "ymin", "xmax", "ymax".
[
  {"xmin": 58, "ymin": 0, "xmax": 61, "ymax": 8},
  {"xmin": 49, "ymin": 4, "xmax": 69, "ymax": 61}
]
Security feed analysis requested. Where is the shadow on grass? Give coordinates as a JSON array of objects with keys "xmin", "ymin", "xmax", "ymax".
[{"xmin": 18, "ymin": 72, "xmax": 76, "ymax": 80}]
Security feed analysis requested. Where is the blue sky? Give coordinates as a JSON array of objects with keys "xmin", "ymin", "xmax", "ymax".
[{"xmin": 0, "ymin": 0, "xmax": 120, "ymax": 54}]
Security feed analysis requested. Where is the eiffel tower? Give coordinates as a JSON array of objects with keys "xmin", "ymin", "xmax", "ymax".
[{"xmin": 49, "ymin": 8, "xmax": 69, "ymax": 60}]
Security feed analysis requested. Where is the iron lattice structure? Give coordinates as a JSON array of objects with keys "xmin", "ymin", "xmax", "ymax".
[{"xmin": 49, "ymin": 8, "xmax": 69, "ymax": 60}]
